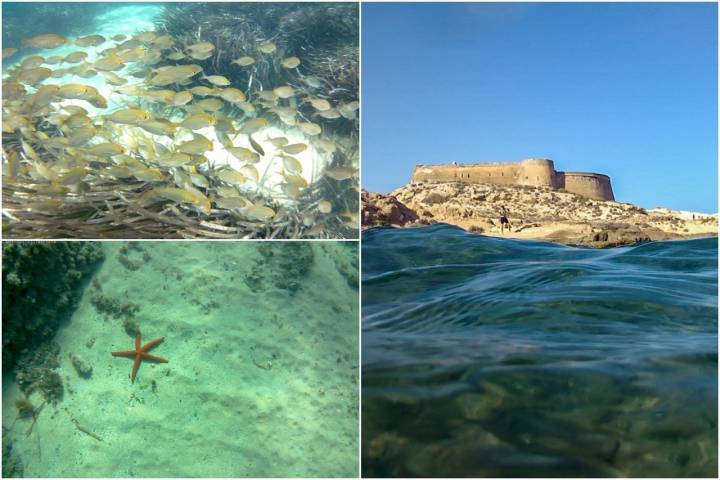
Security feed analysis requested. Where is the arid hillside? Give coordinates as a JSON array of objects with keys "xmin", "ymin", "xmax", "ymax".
[{"xmin": 362, "ymin": 182, "xmax": 717, "ymax": 247}]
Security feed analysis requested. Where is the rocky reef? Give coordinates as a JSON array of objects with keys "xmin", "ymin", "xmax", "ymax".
[
  {"xmin": 362, "ymin": 182, "xmax": 718, "ymax": 248},
  {"xmin": 361, "ymin": 190, "xmax": 424, "ymax": 228},
  {"xmin": 2, "ymin": 242, "xmax": 104, "ymax": 401},
  {"xmin": 246, "ymin": 242, "xmax": 315, "ymax": 295},
  {"xmin": 2, "ymin": 427, "xmax": 24, "ymax": 478},
  {"xmin": 319, "ymin": 242, "xmax": 358, "ymax": 289}
]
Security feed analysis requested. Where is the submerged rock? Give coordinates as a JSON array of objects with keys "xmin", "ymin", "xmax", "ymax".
[
  {"xmin": 69, "ymin": 353, "xmax": 93, "ymax": 379},
  {"xmin": 2, "ymin": 427, "xmax": 24, "ymax": 478},
  {"xmin": 2, "ymin": 242, "xmax": 104, "ymax": 372}
]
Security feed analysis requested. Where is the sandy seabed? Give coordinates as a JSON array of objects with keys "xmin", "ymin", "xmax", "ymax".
[{"xmin": 2, "ymin": 241, "xmax": 359, "ymax": 477}]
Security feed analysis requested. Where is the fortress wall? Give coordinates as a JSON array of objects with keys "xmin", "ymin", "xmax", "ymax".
[
  {"xmin": 517, "ymin": 159, "xmax": 556, "ymax": 187},
  {"xmin": 462, "ymin": 164, "xmax": 519, "ymax": 185},
  {"xmin": 412, "ymin": 165, "xmax": 455, "ymax": 182},
  {"xmin": 412, "ymin": 165, "xmax": 462, "ymax": 183},
  {"xmin": 411, "ymin": 159, "xmax": 615, "ymax": 201},
  {"xmin": 412, "ymin": 163, "xmax": 520, "ymax": 185},
  {"xmin": 563, "ymin": 173, "xmax": 614, "ymax": 201}
]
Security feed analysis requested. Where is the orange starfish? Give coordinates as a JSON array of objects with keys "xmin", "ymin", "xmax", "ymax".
[{"xmin": 111, "ymin": 330, "xmax": 168, "ymax": 382}]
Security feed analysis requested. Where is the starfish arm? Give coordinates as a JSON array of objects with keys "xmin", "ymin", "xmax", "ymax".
[
  {"xmin": 131, "ymin": 355, "xmax": 141, "ymax": 382},
  {"xmin": 140, "ymin": 352, "xmax": 168, "ymax": 363},
  {"xmin": 141, "ymin": 337, "xmax": 165, "ymax": 351},
  {"xmin": 111, "ymin": 350, "xmax": 138, "ymax": 358},
  {"xmin": 112, "ymin": 331, "xmax": 168, "ymax": 382}
]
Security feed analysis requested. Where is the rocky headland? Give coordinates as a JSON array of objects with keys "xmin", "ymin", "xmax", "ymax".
[{"xmin": 362, "ymin": 182, "xmax": 718, "ymax": 248}]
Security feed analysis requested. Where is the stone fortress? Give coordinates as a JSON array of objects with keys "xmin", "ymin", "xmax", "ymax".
[{"xmin": 410, "ymin": 158, "xmax": 615, "ymax": 201}]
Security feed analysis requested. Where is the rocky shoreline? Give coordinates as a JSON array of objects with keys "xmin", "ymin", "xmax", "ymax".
[{"xmin": 362, "ymin": 183, "xmax": 718, "ymax": 248}]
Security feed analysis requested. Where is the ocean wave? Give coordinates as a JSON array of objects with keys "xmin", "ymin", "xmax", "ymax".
[{"xmin": 362, "ymin": 224, "xmax": 717, "ymax": 477}]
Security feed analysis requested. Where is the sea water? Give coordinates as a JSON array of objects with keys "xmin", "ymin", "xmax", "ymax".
[
  {"xmin": 2, "ymin": 242, "xmax": 358, "ymax": 477},
  {"xmin": 1, "ymin": 1, "xmax": 359, "ymax": 190},
  {"xmin": 362, "ymin": 224, "xmax": 717, "ymax": 477},
  {"xmin": 2, "ymin": 2, "xmax": 359, "ymax": 238}
]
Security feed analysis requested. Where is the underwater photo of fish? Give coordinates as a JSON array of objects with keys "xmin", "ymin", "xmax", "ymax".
[
  {"xmin": 2, "ymin": 240, "xmax": 359, "ymax": 476},
  {"xmin": 1, "ymin": 2, "xmax": 359, "ymax": 239}
]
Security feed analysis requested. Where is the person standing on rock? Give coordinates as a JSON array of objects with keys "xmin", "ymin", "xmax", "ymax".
[{"xmin": 500, "ymin": 206, "xmax": 512, "ymax": 234}]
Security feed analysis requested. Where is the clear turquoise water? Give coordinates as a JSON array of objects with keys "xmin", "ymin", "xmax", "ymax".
[
  {"xmin": 3, "ymin": 242, "xmax": 359, "ymax": 477},
  {"xmin": 362, "ymin": 224, "xmax": 717, "ymax": 477}
]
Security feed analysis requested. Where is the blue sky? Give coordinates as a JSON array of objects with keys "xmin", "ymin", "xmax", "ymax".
[{"xmin": 362, "ymin": 3, "xmax": 717, "ymax": 212}]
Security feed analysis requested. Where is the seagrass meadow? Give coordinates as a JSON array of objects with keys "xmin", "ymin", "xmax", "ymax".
[
  {"xmin": 2, "ymin": 241, "xmax": 359, "ymax": 477},
  {"xmin": 1, "ymin": 2, "xmax": 359, "ymax": 239}
]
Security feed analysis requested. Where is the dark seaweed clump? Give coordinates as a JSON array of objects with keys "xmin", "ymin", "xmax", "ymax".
[
  {"xmin": 246, "ymin": 243, "xmax": 315, "ymax": 294},
  {"xmin": 14, "ymin": 343, "xmax": 65, "ymax": 403},
  {"xmin": 2, "ymin": 427, "xmax": 24, "ymax": 478},
  {"xmin": 2, "ymin": 242, "xmax": 104, "ymax": 376},
  {"xmin": 317, "ymin": 242, "xmax": 358, "ymax": 290},
  {"xmin": 336, "ymin": 243, "xmax": 359, "ymax": 289},
  {"xmin": 89, "ymin": 293, "xmax": 140, "ymax": 322},
  {"xmin": 88, "ymin": 278, "xmax": 140, "ymax": 335}
]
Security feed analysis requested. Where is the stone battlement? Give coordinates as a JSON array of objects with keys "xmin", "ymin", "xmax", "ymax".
[{"xmin": 411, "ymin": 158, "xmax": 615, "ymax": 201}]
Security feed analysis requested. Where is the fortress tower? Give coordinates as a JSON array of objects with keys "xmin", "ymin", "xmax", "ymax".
[{"xmin": 410, "ymin": 158, "xmax": 615, "ymax": 201}]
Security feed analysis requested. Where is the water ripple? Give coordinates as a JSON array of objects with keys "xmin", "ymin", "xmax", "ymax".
[{"xmin": 362, "ymin": 224, "xmax": 717, "ymax": 477}]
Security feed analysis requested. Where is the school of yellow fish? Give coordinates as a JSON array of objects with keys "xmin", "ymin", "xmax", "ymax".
[{"xmin": 2, "ymin": 30, "xmax": 359, "ymax": 237}]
